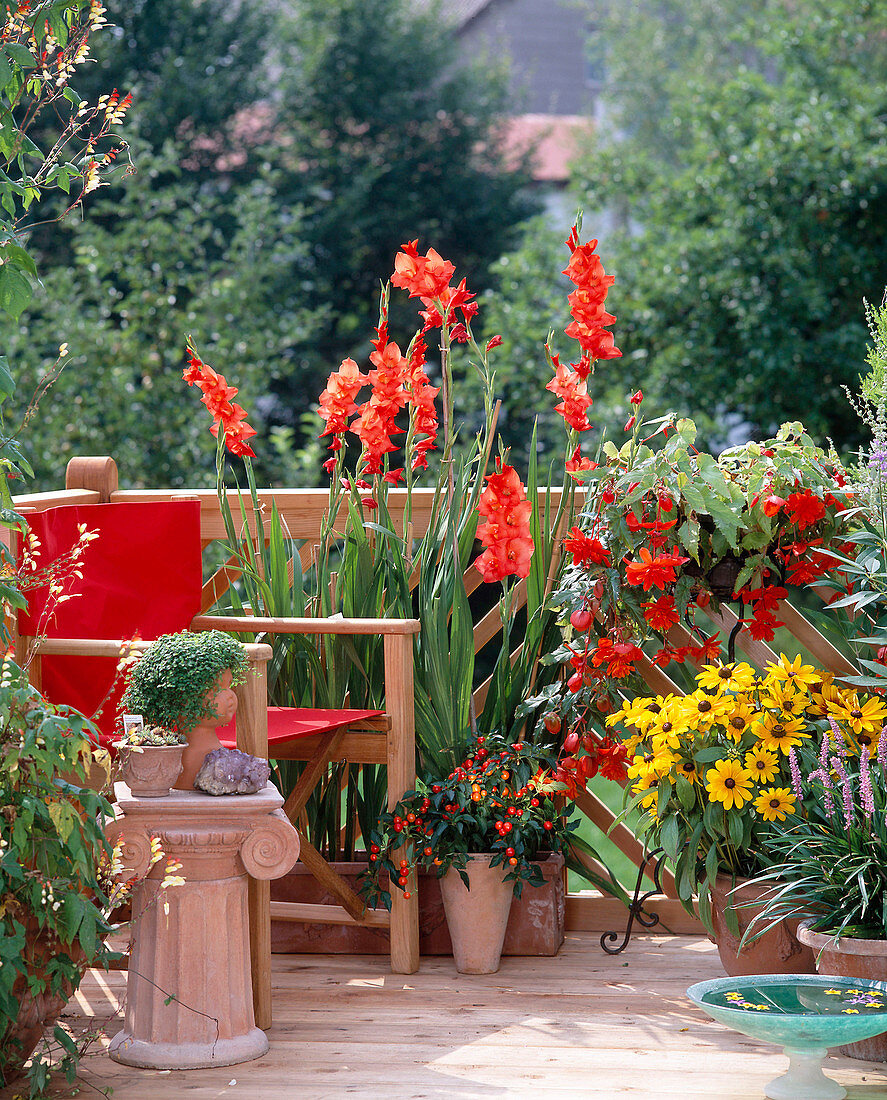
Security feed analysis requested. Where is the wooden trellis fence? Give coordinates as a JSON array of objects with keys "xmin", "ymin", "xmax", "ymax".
[{"xmin": 11, "ymin": 456, "xmax": 859, "ymax": 934}]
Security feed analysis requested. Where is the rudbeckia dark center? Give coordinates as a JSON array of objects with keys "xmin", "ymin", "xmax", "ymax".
[{"xmin": 724, "ymin": 778, "xmax": 736, "ymax": 789}]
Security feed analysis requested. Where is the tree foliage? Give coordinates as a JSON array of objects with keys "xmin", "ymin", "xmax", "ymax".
[
  {"xmin": 271, "ymin": 0, "xmax": 539, "ymax": 413},
  {"xmin": 573, "ymin": 0, "xmax": 887, "ymax": 451},
  {"xmin": 14, "ymin": 0, "xmax": 540, "ymax": 489}
]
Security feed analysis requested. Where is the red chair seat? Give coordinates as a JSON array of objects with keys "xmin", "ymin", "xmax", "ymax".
[{"xmin": 218, "ymin": 706, "xmax": 385, "ymax": 749}]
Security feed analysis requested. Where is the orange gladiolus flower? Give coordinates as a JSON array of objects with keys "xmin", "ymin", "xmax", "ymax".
[
  {"xmin": 391, "ymin": 240, "xmax": 455, "ymax": 301},
  {"xmin": 474, "ymin": 462, "xmax": 535, "ymax": 582},
  {"xmin": 184, "ymin": 343, "xmax": 258, "ymax": 458}
]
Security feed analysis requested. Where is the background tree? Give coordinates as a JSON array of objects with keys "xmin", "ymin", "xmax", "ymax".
[
  {"xmin": 570, "ymin": 0, "xmax": 887, "ymax": 452},
  {"xmin": 14, "ymin": 0, "xmax": 540, "ymax": 489},
  {"xmin": 270, "ymin": 0, "xmax": 539, "ymax": 420}
]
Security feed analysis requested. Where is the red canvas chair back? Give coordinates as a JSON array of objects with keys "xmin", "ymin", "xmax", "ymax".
[{"xmin": 17, "ymin": 501, "xmax": 202, "ymax": 738}]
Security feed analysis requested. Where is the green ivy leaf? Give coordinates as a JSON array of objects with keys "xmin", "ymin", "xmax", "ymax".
[{"xmin": 0, "ymin": 263, "xmax": 32, "ymax": 319}]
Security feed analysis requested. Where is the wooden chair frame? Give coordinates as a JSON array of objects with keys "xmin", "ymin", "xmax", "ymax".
[{"xmin": 10, "ymin": 460, "xmax": 421, "ymax": 1031}]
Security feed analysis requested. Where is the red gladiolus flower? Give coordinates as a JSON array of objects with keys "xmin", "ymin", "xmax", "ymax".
[
  {"xmin": 546, "ymin": 357, "xmax": 593, "ymax": 432},
  {"xmin": 562, "ymin": 230, "xmax": 621, "ymax": 360},
  {"xmin": 564, "ymin": 526, "xmax": 610, "ymax": 568},
  {"xmin": 406, "ymin": 335, "xmax": 439, "ymax": 472},
  {"xmin": 474, "ymin": 461, "xmax": 535, "ymax": 582},
  {"xmin": 351, "ymin": 338, "xmax": 410, "ymax": 476},
  {"xmin": 624, "ymin": 547, "xmax": 689, "ymax": 591},
  {"xmin": 565, "ymin": 447, "xmax": 594, "ymax": 478},
  {"xmin": 184, "ymin": 343, "xmax": 258, "ymax": 458},
  {"xmin": 391, "ymin": 240, "xmax": 455, "ymax": 300},
  {"xmin": 318, "ymin": 357, "xmax": 368, "ymax": 441},
  {"xmin": 785, "ymin": 491, "xmax": 826, "ymax": 531},
  {"xmin": 486, "ymin": 335, "xmax": 503, "ymax": 351},
  {"xmin": 630, "ymin": 390, "xmax": 643, "ymax": 405}
]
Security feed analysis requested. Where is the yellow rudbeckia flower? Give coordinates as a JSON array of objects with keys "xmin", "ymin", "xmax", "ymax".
[
  {"xmin": 705, "ymin": 758, "xmax": 755, "ymax": 810},
  {"xmin": 744, "ymin": 745, "xmax": 780, "ymax": 784},
  {"xmin": 753, "ymin": 786, "xmax": 797, "ymax": 821}
]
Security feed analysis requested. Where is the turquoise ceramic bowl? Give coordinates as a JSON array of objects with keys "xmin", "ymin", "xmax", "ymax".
[{"xmin": 687, "ymin": 973, "xmax": 887, "ymax": 1049}]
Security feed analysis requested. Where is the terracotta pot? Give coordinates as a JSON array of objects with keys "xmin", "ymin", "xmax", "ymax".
[
  {"xmin": 116, "ymin": 743, "xmax": 185, "ymax": 797},
  {"xmin": 439, "ymin": 854, "xmax": 514, "ymax": 974},
  {"xmin": 176, "ymin": 670, "xmax": 238, "ymax": 789},
  {"xmin": 709, "ymin": 874, "xmax": 816, "ymax": 977},
  {"xmin": 798, "ymin": 920, "xmax": 887, "ymax": 1061},
  {"xmin": 270, "ymin": 853, "xmax": 565, "ymax": 956},
  {"xmin": 1, "ymin": 921, "xmax": 84, "ymax": 1089}
]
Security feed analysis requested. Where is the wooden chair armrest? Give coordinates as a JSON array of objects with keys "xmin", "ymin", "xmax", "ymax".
[
  {"xmin": 191, "ymin": 614, "xmax": 420, "ymax": 637},
  {"xmin": 28, "ymin": 636, "xmax": 272, "ymax": 663}
]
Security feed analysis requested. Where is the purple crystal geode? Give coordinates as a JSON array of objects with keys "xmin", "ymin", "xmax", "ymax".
[{"xmin": 193, "ymin": 747, "xmax": 271, "ymax": 795}]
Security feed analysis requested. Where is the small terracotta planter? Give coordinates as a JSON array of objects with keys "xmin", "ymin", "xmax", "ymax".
[
  {"xmin": 439, "ymin": 854, "xmax": 514, "ymax": 974},
  {"xmin": 798, "ymin": 920, "xmax": 887, "ymax": 1061},
  {"xmin": 116, "ymin": 743, "xmax": 185, "ymax": 798},
  {"xmin": 709, "ymin": 874, "xmax": 816, "ymax": 977}
]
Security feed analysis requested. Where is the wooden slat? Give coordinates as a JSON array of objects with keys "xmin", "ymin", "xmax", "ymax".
[
  {"xmin": 383, "ymin": 629, "xmax": 420, "ymax": 975},
  {"xmin": 573, "ymin": 787, "xmax": 678, "ymax": 898},
  {"xmin": 192, "ymin": 613, "xmax": 420, "ymax": 636},
  {"xmin": 281, "ymin": 729, "xmax": 345, "ymax": 821},
  {"xmin": 776, "ymin": 599, "xmax": 860, "ymax": 677},
  {"xmin": 269, "ymin": 901, "xmax": 391, "ymax": 927},
  {"xmin": 296, "ymin": 836, "xmax": 367, "ymax": 922},
  {"xmin": 565, "ymin": 894, "xmax": 702, "ymax": 934},
  {"xmin": 472, "ymin": 577, "xmax": 527, "ymax": 653},
  {"xmin": 10, "ymin": 488, "xmax": 101, "ymax": 510}
]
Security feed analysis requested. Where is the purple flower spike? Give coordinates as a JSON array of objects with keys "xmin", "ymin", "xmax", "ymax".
[
  {"xmin": 789, "ymin": 747, "xmax": 803, "ymax": 798},
  {"xmin": 878, "ymin": 724, "xmax": 887, "ymax": 772},
  {"xmin": 860, "ymin": 747, "xmax": 875, "ymax": 818},
  {"xmin": 831, "ymin": 755, "xmax": 854, "ymax": 828}
]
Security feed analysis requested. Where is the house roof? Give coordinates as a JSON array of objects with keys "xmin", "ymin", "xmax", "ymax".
[
  {"xmin": 503, "ymin": 114, "xmax": 593, "ymax": 183},
  {"xmin": 414, "ymin": 0, "xmax": 497, "ymax": 28}
]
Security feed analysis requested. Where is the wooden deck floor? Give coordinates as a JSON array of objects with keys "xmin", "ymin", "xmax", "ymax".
[{"xmin": 29, "ymin": 934, "xmax": 887, "ymax": 1100}]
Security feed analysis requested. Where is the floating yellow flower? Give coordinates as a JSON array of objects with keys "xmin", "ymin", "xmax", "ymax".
[
  {"xmin": 705, "ymin": 758, "xmax": 755, "ymax": 810},
  {"xmin": 744, "ymin": 745, "xmax": 780, "ymax": 784},
  {"xmin": 753, "ymin": 786, "xmax": 797, "ymax": 822},
  {"xmin": 695, "ymin": 662, "xmax": 757, "ymax": 695},
  {"xmin": 752, "ymin": 711, "xmax": 810, "ymax": 755}
]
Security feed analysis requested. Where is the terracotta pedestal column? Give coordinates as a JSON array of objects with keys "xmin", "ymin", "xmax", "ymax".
[{"xmin": 106, "ymin": 781, "xmax": 299, "ymax": 1070}]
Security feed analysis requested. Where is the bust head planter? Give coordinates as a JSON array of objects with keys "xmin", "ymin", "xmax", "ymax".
[{"xmin": 120, "ymin": 631, "xmax": 249, "ymax": 790}]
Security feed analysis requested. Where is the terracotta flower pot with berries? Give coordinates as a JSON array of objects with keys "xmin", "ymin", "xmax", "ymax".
[{"xmin": 360, "ymin": 732, "xmax": 579, "ymax": 970}]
